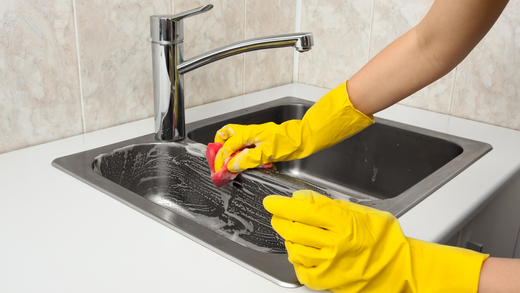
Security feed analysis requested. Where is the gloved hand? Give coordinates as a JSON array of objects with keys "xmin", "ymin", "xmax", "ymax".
[
  {"xmin": 213, "ymin": 81, "xmax": 374, "ymax": 173},
  {"xmin": 263, "ymin": 190, "xmax": 489, "ymax": 293}
]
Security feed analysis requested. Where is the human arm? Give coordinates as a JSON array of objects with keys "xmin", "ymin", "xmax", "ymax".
[
  {"xmin": 348, "ymin": 0, "xmax": 509, "ymax": 115},
  {"xmin": 264, "ymin": 190, "xmax": 520, "ymax": 292},
  {"xmin": 213, "ymin": 0, "xmax": 509, "ymax": 174},
  {"xmin": 213, "ymin": 81, "xmax": 373, "ymax": 173},
  {"xmin": 478, "ymin": 257, "xmax": 520, "ymax": 293},
  {"xmin": 263, "ymin": 190, "xmax": 490, "ymax": 293}
]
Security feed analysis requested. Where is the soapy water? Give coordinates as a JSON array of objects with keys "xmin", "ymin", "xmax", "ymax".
[
  {"xmin": 371, "ymin": 166, "xmax": 378, "ymax": 182},
  {"xmin": 92, "ymin": 143, "xmax": 341, "ymax": 253}
]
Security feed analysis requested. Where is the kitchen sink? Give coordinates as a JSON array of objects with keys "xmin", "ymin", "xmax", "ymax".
[{"xmin": 52, "ymin": 97, "xmax": 492, "ymax": 288}]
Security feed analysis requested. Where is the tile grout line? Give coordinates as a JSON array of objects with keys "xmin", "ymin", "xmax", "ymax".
[
  {"xmin": 447, "ymin": 66, "xmax": 459, "ymax": 114},
  {"xmin": 243, "ymin": 0, "xmax": 247, "ymax": 95},
  {"xmin": 367, "ymin": 0, "xmax": 376, "ymax": 62},
  {"xmin": 72, "ymin": 0, "xmax": 87, "ymax": 134},
  {"xmin": 293, "ymin": 0, "xmax": 302, "ymax": 83}
]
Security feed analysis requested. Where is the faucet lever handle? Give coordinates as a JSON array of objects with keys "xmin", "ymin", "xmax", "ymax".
[
  {"xmin": 150, "ymin": 4, "xmax": 213, "ymax": 43},
  {"xmin": 170, "ymin": 4, "xmax": 213, "ymax": 21}
]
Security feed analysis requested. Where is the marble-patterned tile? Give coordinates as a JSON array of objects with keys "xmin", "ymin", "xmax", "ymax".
[
  {"xmin": 176, "ymin": 0, "xmax": 245, "ymax": 108},
  {"xmin": 396, "ymin": 71, "xmax": 455, "ymax": 114},
  {"xmin": 371, "ymin": 0, "xmax": 453, "ymax": 114},
  {"xmin": 450, "ymin": 0, "xmax": 520, "ymax": 131},
  {"xmin": 0, "ymin": 0, "xmax": 83, "ymax": 154},
  {"xmin": 76, "ymin": 0, "xmax": 170, "ymax": 132},
  {"xmin": 298, "ymin": 0, "xmax": 372, "ymax": 89},
  {"xmin": 244, "ymin": 0, "xmax": 296, "ymax": 94}
]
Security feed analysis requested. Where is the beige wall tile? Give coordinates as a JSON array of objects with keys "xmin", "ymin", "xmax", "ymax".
[
  {"xmin": 177, "ymin": 0, "xmax": 245, "ymax": 108},
  {"xmin": 397, "ymin": 73, "xmax": 455, "ymax": 114},
  {"xmin": 76, "ymin": 0, "xmax": 170, "ymax": 132},
  {"xmin": 298, "ymin": 0, "xmax": 372, "ymax": 89},
  {"xmin": 244, "ymin": 0, "xmax": 296, "ymax": 94},
  {"xmin": 370, "ymin": 0, "xmax": 453, "ymax": 114},
  {"xmin": 450, "ymin": 1, "xmax": 520, "ymax": 131},
  {"xmin": 0, "ymin": 0, "xmax": 83, "ymax": 154}
]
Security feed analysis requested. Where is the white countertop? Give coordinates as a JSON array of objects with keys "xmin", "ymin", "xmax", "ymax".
[{"xmin": 2, "ymin": 83, "xmax": 520, "ymax": 292}]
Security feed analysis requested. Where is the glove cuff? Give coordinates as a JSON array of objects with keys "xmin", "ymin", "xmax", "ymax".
[
  {"xmin": 289, "ymin": 80, "xmax": 375, "ymax": 159},
  {"xmin": 408, "ymin": 238, "xmax": 489, "ymax": 293},
  {"xmin": 344, "ymin": 80, "xmax": 375, "ymax": 124}
]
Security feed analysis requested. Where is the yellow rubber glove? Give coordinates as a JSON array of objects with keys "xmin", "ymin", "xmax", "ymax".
[
  {"xmin": 263, "ymin": 190, "xmax": 489, "ymax": 293},
  {"xmin": 214, "ymin": 81, "xmax": 374, "ymax": 173}
]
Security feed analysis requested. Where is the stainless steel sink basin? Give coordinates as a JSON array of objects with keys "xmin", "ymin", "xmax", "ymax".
[
  {"xmin": 91, "ymin": 142, "xmax": 324, "ymax": 254},
  {"xmin": 52, "ymin": 96, "xmax": 491, "ymax": 288},
  {"xmin": 54, "ymin": 135, "xmax": 324, "ymax": 287}
]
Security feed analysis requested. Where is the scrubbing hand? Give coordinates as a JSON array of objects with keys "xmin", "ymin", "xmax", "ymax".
[
  {"xmin": 206, "ymin": 142, "xmax": 272, "ymax": 188},
  {"xmin": 213, "ymin": 81, "xmax": 374, "ymax": 173},
  {"xmin": 263, "ymin": 190, "xmax": 489, "ymax": 293}
]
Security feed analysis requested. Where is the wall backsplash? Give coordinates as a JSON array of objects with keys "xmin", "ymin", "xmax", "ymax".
[{"xmin": 1, "ymin": 0, "xmax": 519, "ymax": 154}]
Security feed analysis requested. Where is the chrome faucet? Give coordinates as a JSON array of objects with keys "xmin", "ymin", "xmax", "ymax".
[{"xmin": 150, "ymin": 4, "xmax": 314, "ymax": 141}]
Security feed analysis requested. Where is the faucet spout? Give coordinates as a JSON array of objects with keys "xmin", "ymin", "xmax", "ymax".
[
  {"xmin": 151, "ymin": 6, "xmax": 313, "ymax": 142},
  {"xmin": 178, "ymin": 33, "xmax": 313, "ymax": 75}
]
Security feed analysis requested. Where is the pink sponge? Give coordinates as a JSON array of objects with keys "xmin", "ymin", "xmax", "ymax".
[{"xmin": 206, "ymin": 143, "xmax": 272, "ymax": 188}]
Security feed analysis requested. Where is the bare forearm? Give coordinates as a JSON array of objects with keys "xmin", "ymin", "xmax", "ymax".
[
  {"xmin": 478, "ymin": 257, "xmax": 520, "ymax": 292},
  {"xmin": 348, "ymin": 0, "xmax": 508, "ymax": 115}
]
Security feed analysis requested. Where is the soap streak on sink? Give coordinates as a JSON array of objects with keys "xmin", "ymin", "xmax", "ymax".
[{"xmin": 91, "ymin": 142, "xmax": 339, "ymax": 253}]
